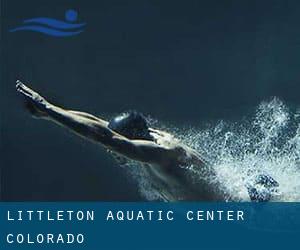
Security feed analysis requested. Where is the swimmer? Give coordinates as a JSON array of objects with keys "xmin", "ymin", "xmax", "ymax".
[{"xmin": 16, "ymin": 80, "xmax": 277, "ymax": 201}]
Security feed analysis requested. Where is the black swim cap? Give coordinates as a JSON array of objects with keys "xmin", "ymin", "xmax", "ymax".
[{"xmin": 108, "ymin": 111, "xmax": 153, "ymax": 140}]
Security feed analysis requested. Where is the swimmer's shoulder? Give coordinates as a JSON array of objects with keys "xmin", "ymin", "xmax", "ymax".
[{"xmin": 167, "ymin": 143, "xmax": 206, "ymax": 167}]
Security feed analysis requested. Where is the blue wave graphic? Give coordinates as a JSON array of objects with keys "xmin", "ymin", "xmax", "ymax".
[
  {"xmin": 23, "ymin": 18, "xmax": 85, "ymax": 29},
  {"xmin": 9, "ymin": 9, "xmax": 85, "ymax": 37},
  {"xmin": 10, "ymin": 25, "xmax": 84, "ymax": 37}
]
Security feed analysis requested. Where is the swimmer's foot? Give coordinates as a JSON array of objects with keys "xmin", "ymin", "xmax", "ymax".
[
  {"xmin": 16, "ymin": 80, "xmax": 49, "ymax": 118},
  {"xmin": 246, "ymin": 174, "xmax": 279, "ymax": 202}
]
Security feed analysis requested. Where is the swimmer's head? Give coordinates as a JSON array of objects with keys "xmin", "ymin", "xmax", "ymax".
[{"xmin": 108, "ymin": 111, "xmax": 153, "ymax": 141}]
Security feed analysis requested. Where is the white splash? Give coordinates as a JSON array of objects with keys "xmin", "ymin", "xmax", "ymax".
[{"xmin": 125, "ymin": 98, "xmax": 300, "ymax": 201}]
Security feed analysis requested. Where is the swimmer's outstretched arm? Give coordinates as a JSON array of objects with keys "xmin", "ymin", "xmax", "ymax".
[{"xmin": 16, "ymin": 81, "xmax": 176, "ymax": 165}]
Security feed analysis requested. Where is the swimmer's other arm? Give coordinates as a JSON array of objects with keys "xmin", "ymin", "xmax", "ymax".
[{"xmin": 16, "ymin": 81, "xmax": 177, "ymax": 165}]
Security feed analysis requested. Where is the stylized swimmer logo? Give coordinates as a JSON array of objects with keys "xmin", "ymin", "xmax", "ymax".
[{"xmin": 9, "ymin": 9, "xmax": 85, "ymax": 37}]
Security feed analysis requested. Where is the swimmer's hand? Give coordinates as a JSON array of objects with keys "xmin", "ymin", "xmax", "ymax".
[{"xmin": 16, "ymin": 80, "xmax": 49, "ymax": 118}]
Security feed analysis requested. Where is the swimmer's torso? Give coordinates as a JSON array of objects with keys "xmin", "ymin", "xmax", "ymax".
[
  {"xmin": 144, "ymin": 129, "xmax": 225, "ymax": 201},
  {"xmin": 145, "ymin": 161, "xmax": 224, "ymax": 201}
]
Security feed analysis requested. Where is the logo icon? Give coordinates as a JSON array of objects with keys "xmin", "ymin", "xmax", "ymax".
[{"xmin": 9, "ymin": 9, "xmax": 85, "ymax": 37}]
